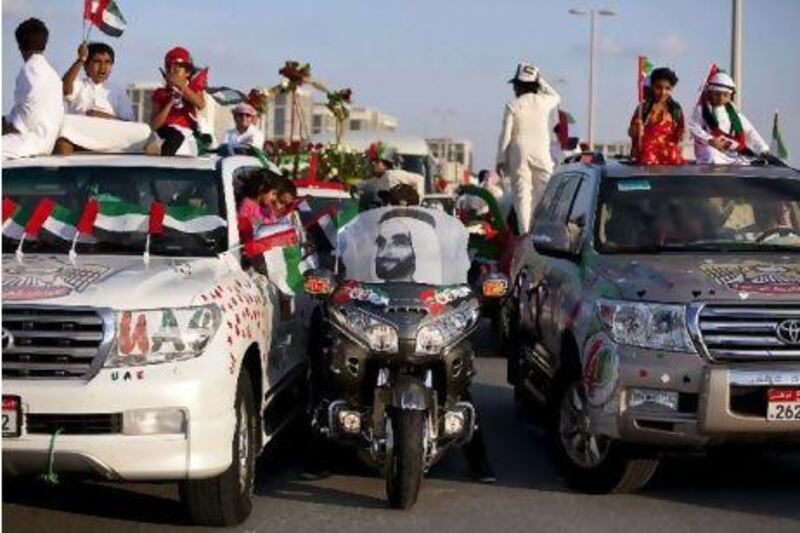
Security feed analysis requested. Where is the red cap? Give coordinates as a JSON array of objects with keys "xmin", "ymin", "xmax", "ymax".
[{"xmin": 164, "ymin": 47, "xmax": 193, "ymax": 68}]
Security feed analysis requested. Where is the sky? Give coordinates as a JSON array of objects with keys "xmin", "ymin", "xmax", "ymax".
[{"xmin": 2, "ymin": 0, "xmax": 799, "ymax": 167}]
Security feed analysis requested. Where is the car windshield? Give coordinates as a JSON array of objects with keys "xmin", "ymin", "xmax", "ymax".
[
  {"xmin": 337, "ymin": 206, "xmax": 470, "ymax": 285},
  {"xmin": 596, "ymin": 175, "xmax": 800, "ymax": 253},
  {"xmin": 3, "ymin": 166, "xmax": 227, "ymax": 257}
]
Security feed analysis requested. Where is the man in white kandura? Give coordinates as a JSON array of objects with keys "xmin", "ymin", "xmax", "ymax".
[
  {"xmin": 496, "ymin": 62, "xmax": 560, "ymax": 234},
  {"xmin": 56, "ymin": 40, "xmax": 150, "ymax": 154},
  {"xmin": 223, "ymin": 103, "xmax": 265, "ymax": 152},
  {"xmin": 688, "ymin": 71, "xmax": 770, "ymax": 165},
  {"xmin": 2, "ymin": 18, "xmax": 64, "ymax": 159}
]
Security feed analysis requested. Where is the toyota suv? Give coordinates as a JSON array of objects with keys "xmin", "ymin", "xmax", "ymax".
[
  {"xmin": 1, "ymin": 153, "xmax": 319, "ymax": 526},
  {"xmin": 502, "ymin": 157, "xmax": 800, "ymax": 493}
]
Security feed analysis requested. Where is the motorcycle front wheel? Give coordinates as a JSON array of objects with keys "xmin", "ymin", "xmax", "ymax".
[{"xmin": 385, "ymin": 408, "xmax": 426, "ymax": 509}]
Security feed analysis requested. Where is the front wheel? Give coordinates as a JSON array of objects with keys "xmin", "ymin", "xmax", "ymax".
[
  {"xmin": 180, "ymin": 368, "xmax": 258, "ymax": 526},
  {"xmin": 552, "ymin": 380, "xmax": 658, "ymax": 494},
  {"xmin": 385, "ymin": 408, "xmax": 426, "ymax": 509}
]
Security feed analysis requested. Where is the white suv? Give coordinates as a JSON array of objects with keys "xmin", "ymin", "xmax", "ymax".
[{"xmin": 1, "ymin": 154, "xmax": 314, "ymax": 526}]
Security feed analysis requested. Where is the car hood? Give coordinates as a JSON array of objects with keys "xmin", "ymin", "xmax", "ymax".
[
  {"xmin": 2, "ymin": 254, "xmax": 230, "ymax": 309},
  {"xmin": 592, "ymin": 253, "xmax": 800, "ymax": 302}
]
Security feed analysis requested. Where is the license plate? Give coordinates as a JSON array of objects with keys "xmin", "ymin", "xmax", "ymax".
[
  {"xmin": 2, "ymin": 396, "xmax": 21, "ymax": 437},
  {"xmin": 767, "ymin": 389, "xmax": 800, "ymax": 421}
]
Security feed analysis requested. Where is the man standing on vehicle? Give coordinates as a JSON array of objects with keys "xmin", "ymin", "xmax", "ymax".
[
  {"xmin": 688, "ymin": 71, "xmax": 770, "ymax": 165},
  {"xmin": 496, "ymin": 62, "xmax": 560, "ymax": 234},
  {"xmin": 359, "ymin": 141, "xmax": 397, "ymax": 210}
]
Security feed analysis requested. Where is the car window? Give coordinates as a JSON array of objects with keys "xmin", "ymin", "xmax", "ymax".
[
  {"xmin": 533, "ymin": 174, "xmax": 566, "ymax": 224},
  {"xmin": 567, "ymin": 175, "xmax": 594, "ymax": 223},
  {"xmin": 550, "ymin": 174, "xmax": 582, "ymax": 224}
]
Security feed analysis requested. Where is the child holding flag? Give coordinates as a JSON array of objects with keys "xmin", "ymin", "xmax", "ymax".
[
  {"xmin": 147, "ymin": 47, "xmax": 207, "ymax": 156},
  {"xmin": 688, "ymin": 69, "xmax": 770, "ymax": 165},
  {"xmin": 628, "ymin": 67, "xmax": 685, "ymax": 165}
]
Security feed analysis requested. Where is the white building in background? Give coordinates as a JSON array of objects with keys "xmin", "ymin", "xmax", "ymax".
[
  {"xmin": 426, "ymin": 137, "xmax": 473, "ymax": 184},
  {"xmin": 312, "ymin": 104, "xmax": 397, "ymax": 136},
  {"xmin": 127, "ymin": 83, "xmax": 314, "ymax": 145}
]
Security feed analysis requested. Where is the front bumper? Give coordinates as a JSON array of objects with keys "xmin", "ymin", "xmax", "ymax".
[
  {"xmin": 3, "ymin": 356, "xmax": 236, "ymax": 481},
  {"xmin": 595, "ymin": 345, "xmax": 800, "ymax": 446}
]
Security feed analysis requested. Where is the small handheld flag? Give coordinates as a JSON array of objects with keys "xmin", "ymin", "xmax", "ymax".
[
  {"xmin": 16, "ymin": 198, "xmax": 55, "ymax": 262},
  {"xmin": 144, "ymin": 201, "xmax": 166, "ymax": 266},
  {"xmin": 244, "ymin": 226, "xmax": 304, "ymax": 295},
  {"xmin": 70, "ymin": 199, "xmax": 99, "ymax": 263},
  {"xmin": 637, "ymin": 55, "xmax": 653, "ymax": 103},
  {"xmin": 84, "ymin": 0, "xmax": 127, "ymax": 38},
  {"xmin": 771, "ymin": 110, "xmax": 789, "ymax": 161}
]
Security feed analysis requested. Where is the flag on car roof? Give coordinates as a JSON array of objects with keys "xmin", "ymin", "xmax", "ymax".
[
  {"xmin": 244, "ymin": 224, "xmax": 303, "ymax": 295},
  {"xmin": 771, "ymin": 111, "xmax": 789, "ymax": 161},
  {"xmin": 84, "ymin": 0, "xmax": 127, "ymax": 37}
]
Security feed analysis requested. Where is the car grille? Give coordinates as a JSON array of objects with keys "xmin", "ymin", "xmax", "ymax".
[
  {"xmin": 26, "ymin": 413, "xmax": 122, "ymax": 435},
  {"xmin": 2, "ymin": 306, "xmax": 111, "ymax": 379},
  {"xmin": 696, "ymin": 304, "xmax": 800, "ymax": 361}
]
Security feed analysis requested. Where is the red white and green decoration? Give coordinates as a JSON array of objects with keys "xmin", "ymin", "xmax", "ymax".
[{"xmin": 83, "ymin": 0, "xmax": 127, "ymax": 38}]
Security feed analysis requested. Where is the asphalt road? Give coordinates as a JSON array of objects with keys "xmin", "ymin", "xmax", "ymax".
[{"xmin": 4, "ymin": 352, "xmax": 800, "ymax": 533}]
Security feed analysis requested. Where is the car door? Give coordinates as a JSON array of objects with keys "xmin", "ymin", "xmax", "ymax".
[{"xmin": 535, "ymin": 173, "xmax": 586, "ymax": 362}]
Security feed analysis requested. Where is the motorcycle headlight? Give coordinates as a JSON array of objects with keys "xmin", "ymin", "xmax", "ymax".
[
  {"xmin": 105, "ymin": 305, "xmax": 222, "ymax": 367},
  {"xmin": 416, "ymin": 301, "xmax": 480, "ymax": 355},
  {"xmin": 332, "ymin": 307, "xmax": 398, "ymax": 353},
  {"xmin": 597, "ymin": 299, "xmax": 695, "ymax": 353}
]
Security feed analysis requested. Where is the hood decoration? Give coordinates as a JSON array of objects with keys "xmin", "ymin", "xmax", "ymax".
[
  {"xmin": 332, "ymin": 281, "xmax": 390, "ymax": 307},
  {"xmin": 583, "ymin": 332, "xmax": 620, "ymax": 408},
  {"xmin": 419, "ymin": 285, "xmax": 471, "ymax": 315},
  {"xmin": 699, "ymin": 262, "xmax": 800, "ymax": 295},
  {"xmin": 2, "ymin": 256, "xmax": 112, "ymax": 301}
]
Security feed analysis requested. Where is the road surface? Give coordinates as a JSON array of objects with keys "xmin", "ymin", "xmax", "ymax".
[{"xmin": 3, "ymin": 354, "xmax": 799, "ymax": 533}]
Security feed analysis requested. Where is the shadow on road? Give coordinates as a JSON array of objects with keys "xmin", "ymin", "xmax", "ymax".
[{"xmin": 2, "ymin": 476, "xmax": 189, "ymax": 526}]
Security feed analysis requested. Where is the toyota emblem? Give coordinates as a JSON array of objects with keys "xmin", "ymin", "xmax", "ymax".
[{"xmin": 776, "ymin": 319, "xmax": 800, "ymax": 346}]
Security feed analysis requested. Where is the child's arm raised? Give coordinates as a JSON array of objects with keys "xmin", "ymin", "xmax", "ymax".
[{"xmin": 63, "ymin": 42, "xmax": 88, "ymax": 97}]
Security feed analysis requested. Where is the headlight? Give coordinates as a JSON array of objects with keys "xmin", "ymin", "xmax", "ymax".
[
  {"xmin": 105, "ymin": 305, "xmax": 222, "ymax": 367},
  {"xmin": 332, "ymin": 307, "xmax": 398, "ymax": 353},
  {"xmin": 597, "ymin": 299, "xmax": 695, "ymax": 353},
  {"xmin": 416, "ymin": 301, "xmax": 480, "ymax": 355}
]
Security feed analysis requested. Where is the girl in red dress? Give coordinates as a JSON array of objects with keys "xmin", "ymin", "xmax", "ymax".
[{"xmin": 629, "ymin": 68, "xmax": 685, "ymax": 165}]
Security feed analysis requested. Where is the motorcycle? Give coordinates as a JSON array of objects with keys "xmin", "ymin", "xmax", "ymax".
[{"xmin": 304, "ymin": 206, "xmax": 506, "ymax": 508}]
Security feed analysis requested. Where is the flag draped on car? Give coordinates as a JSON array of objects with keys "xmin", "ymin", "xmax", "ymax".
[
  {"xmin": 244, "ymin": 224, "xmax": 303, "ymax": 295},
  {"xmin": 771, "ymin": 111, "xmax": 789, "ymax": 161},
  {"xmin": 83, "ymin": 0, "xmax": 127, "ymax": 37},
  {"xmin": 93, "ymin": 200, "xmax": 226, "ymax": 237}
]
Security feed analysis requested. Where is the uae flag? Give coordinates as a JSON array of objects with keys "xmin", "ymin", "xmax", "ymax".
[
  {"xmin": 84, "ymin": 0, "xmax": 127, "ymax": 37},
  {"xmin": 94, "ymin": 200, "xmax": 227, "ymax": 236},
  {"xmin": 638, "ymin": 55, "xmax": 653, "ymax": 102},
  {"xmin": 302, "ymin": 198, "xmax": 358, "ymax": 251},
  {"xmin": 771, "ymin": 111, "xmax": 789, "ymax": 161},
  {"xmin": 2, "ymin": 197, "xmax": 27, "ymax": 241},
  {"xmin": 244, "ymin": 225, "xmax": 303, "ymax": 295}
]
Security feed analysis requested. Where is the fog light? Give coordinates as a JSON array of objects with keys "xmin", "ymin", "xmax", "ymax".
[
  {"xmin": 337, "ymin": 410, "xmax": 362, "ymax": 434},
  {"xmin": 443, "ymin": 410, "xmax": 465, "ymax": 435},
  {"xmin": 628, "ymin": 389, "xmax": 679, "ymax": 411},
  {"xmin": 123, "ymin": 408, "xmax": 186, "ymax": 435}
]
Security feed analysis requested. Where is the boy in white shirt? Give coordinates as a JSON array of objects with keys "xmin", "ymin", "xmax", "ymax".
[
  {"xmin": 55, "ymin": 41, "xmax": 149, "ymax": 154},
  {"xmin": 2, "ymin": 18, "xmax": 64, "ymax": 159},
  {"xmin": 223, "ymin": 103, "xmax": 264, "ymax": 153}
]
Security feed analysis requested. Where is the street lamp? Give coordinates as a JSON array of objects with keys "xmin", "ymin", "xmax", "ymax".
[{"xmin": 569, "ymin": 7, "xmax": 616, "ymax": 150}]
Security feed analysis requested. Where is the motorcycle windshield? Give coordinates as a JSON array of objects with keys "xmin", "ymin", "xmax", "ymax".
[{"xmin": 338, "ymin": 206, "xmax": 470, "ymax": 286}]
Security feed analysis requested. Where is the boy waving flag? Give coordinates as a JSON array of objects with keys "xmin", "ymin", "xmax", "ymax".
[{"xmin": 84, "ymin": 0, "xmax": 127, "ymax": 38}]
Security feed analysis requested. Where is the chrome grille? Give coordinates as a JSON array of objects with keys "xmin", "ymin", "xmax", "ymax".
[
  {"xmin": 696, "ymin": 304, "xmax": 800, "ymax": 361},
  {"xmin": 2, "ymin": 306, "xmax": 112, "ymax": 379}
]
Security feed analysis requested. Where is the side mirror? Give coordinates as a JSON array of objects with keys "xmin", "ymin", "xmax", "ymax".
[
  {"xmin": 532, "ymin": 223, "xmax": 580, "ymax": 259},
  {"xmin": 303, "ymin": 268, "xmax": 336, "ymax": 296}
]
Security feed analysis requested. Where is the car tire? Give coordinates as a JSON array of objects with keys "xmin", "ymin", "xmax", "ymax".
[
  {"xmin": 180, "ymin": 368, "xmax": 258, "ymax": 526},
  {"xmin": 551, "ymin": 378, "xmax": 658, "ymax": 494}
]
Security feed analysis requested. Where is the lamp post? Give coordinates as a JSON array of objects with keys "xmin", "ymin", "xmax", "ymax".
[
  {"xmin": 568, "ymin": 8, "xmax": 616, "ymax": 150},
  {"xmin": 731, "ymin": 0, "xmax": 743, "ymax": 106}
]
